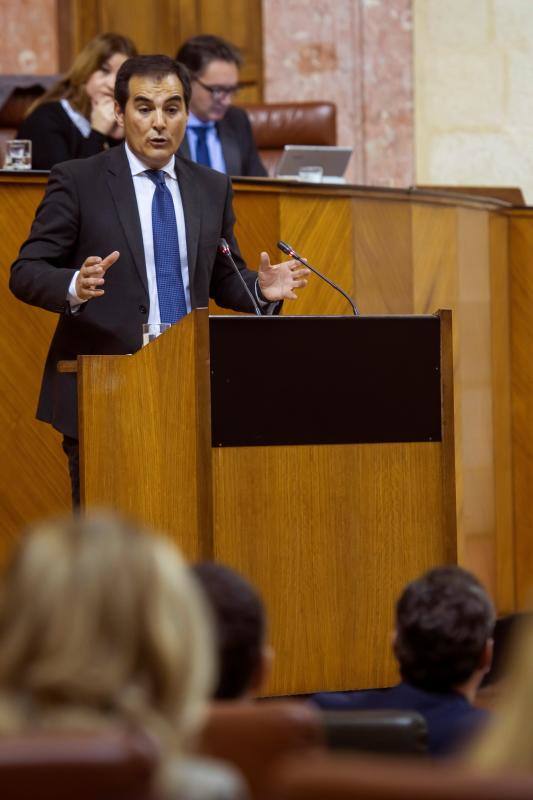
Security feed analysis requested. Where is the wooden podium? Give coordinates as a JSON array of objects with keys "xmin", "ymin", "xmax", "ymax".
[{"xmin": 78, "ymin": 309, "xmax": 456, "ymax": 696}]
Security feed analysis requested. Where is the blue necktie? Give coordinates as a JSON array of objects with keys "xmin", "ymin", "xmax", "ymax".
[
  {"xmin": 191, "ymin": 124, "xmax": 212, "ymax": 167},
  {"xmin": 145, "ymin": 170, "xmax": 187, "ymax": 324}
]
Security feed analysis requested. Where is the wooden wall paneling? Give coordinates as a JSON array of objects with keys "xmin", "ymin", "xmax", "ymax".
[
  {"xmin": 212, "ymin": 442, "xmax": 450, "ymax": 695},
  {"xmin": 455, "ymin": 208, "xmax": 496, "ymax": 595},
  {"xmin": 411, "ymin": 204, "xmax": 463, "ymax": 559},
  {"xmin": 278, "ymin": 193, "xmax": 354, "ymax": 316},
  {"xmin": 508, "ymin": 212, "xmax": 533, "ymax": 608},
  {"xmin": 0, "ymin": 176, "xmax": 70, "ymax": 562},
  {"xmin": 352, "ymin": 200, "xmax": 413, "ymax": 314},
  {"xmin": 57, "ymin": 0, "xmax": 264, "ymax": 101},
  {"xmin": 489, "ymin": 212, "xmax": 515, "ymax": 611}
]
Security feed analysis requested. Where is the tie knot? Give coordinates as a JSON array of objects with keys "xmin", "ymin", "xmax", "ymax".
[{"xmin": 145, "ymin": 169, "xmax": 166, "ymax": 188}]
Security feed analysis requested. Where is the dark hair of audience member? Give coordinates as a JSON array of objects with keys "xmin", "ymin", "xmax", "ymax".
[
  {"xmin": 114, "ymin": 54, "xmax": 192, "ymax": 112},
  {"xmin": 29, "ymin": 32, "xmax": 137, "ymax": 119},
  {"xmin": 394, "ymin": 566, "xmax": 495, "ymax": 693},
  {"xmin": 192, "ymin": 562, "xmax": 266, "ymax": 699},
  {"xmin": 176, "ymin": 35, "xmax": 243, "ymax": 75}
]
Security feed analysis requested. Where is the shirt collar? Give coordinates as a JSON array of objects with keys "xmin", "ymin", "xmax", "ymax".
[
  {"xmin": 187, "ymin": 111, "xmax": 216, "ymax": 129},
  {"xmin": 124, "ymin": 141, "xmax": 177, "ymax": 180}
]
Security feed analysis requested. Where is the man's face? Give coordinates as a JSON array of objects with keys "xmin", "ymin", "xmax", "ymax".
[
  {"xmin": 189, "ymin": 59, "xmax": 239, "ymax": 122},
  {"xmin": 115, "ymin": 73, "xmax": 188, "ymax": 169}
]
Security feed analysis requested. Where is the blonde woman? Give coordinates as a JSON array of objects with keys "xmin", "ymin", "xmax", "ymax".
[
  {"xmin": 0, "ymin": 512, "xmax": 247, "ymax": 800},
  {"xmin": 18, "ymin": 33, "xmax": 137, "ymax": 169},
  {"xmin": 469, "ymin": 615, "xmax": 533, "ymax": 771}
]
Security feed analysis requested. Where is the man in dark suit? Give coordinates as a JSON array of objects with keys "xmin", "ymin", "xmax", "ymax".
[
  {"xmin": 9, "ymin": 55, "xmax": 307, "ymax": 505},
  {"xmin": 312, "ymin": 566, "xmax": 495, "ymax": 756},
  {"xmin": 176, "ymin": 35, "xmax": 267, "ymax": 177}
]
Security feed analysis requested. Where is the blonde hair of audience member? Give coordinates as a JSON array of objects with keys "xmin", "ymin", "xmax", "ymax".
[
  {"xmin": 0, "ymin": 512, "xmax": 214, "ymax": 771},
  {"xmin": 469, "ymin": 616, "xmax": 533, "ymax": 771},
  {"xmin": 29, "ymin": 32, "xmax": 137, "ymax": 120}
]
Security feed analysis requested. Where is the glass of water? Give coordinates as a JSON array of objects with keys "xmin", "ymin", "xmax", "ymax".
[
  {"xmin": 4, "ymin": 140, "xmax": 32, "ymax": 170},
  {"xmin": 142, "ymin": 322, "xmax": 171, "ymax": 347}
]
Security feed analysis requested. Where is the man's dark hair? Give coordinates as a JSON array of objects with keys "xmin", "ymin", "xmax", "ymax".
[
  {"xmin": 192, "ymin": 561, "xmax": 266, "ymax": 699},
  {"xmin": 395, "ymin": 566, "xmax": 495, "ymax": 693},
  {"xmin": 114, "ymin": 54, "xmax": 191, "ymax": 112},
  {"xmin": 176, "ymin": 35, "xmax": 243, "ymax": 75}
]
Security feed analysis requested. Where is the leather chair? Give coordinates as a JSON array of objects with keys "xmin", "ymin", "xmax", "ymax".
[
  {"xmin": 268, "ymin": 752, "xmax": 533, "ymax": 800},
  {"xmin": 321, "ymin": 709, "xmax": 428, "ymax": 756},
  {"xmin": 198, "ymin": 700, "xmax": 324, "ymax": 800},
  {"xmin": 241, "ymin": 101, "xmax": 337, "ymax": 176},
  {"xmin": 0, "ymin": 729, "xmax": 158, "ymax": 800}
]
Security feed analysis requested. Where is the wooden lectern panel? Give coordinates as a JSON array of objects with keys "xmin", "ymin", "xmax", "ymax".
[
  {"xmin": 79, "ymin": 310, "xmax": 213, "ymax": 559},
  {"xmin": 213, "ymin": 441, "xmax": 454, "ymax": 694}
]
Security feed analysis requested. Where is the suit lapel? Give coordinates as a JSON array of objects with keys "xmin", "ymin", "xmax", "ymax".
[
  {"xmin": 105, "ymin": 144, "xmax": 148, "ymax": 294},
  {"xmin": 217, "ymin": 117, "xmax": 241, "ymax": 176},
  {"xmin": 175, "ymin": 155, "xmax": 201, "ymax": 299}
]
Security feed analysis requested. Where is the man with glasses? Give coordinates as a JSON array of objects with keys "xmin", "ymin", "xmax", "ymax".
[{"xmin": 176, "ymin": 35, "xmax": 267, "ymax": 177}]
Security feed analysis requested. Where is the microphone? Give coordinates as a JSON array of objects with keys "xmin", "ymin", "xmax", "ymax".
[
  {"xmin": 218, "ymin": 238, "xmax": 262, "ymax": 317},
  {"xmin": 277, "ymin": 240, "xmax": 360, "ymax": 316}
]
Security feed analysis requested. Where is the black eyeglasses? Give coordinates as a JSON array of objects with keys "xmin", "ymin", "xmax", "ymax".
[{"xmin": 195, "ymin": 78, "xmax": 240, "ymax": 99}]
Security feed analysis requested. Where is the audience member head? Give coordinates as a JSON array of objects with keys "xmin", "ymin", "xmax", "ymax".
[
  {"xmin": 32, "ymin": 33, "xmax": 137, "ymax": 119},
  {"xmin": 192, "ymin": 562, "xmax": 271, "ymax": 699},
  {"xmin": 469, "ymin": 614, "xmax": 533, "ymax": 770},
  {"xmin": 176, "ymin": 35, "xmax": 243, "ymax": 122},
  {"xmin": 0, "ymin": 512, "xmax": 214, "ymax": 753},
  {"xmin": 114, "ymin": 55, "xmax": 191, "ymax": 169},
  {"xmin": 394, "ymin": 566, "xmax": 495, "ymax": 697}
]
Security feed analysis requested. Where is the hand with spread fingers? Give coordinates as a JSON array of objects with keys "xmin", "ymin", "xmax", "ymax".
[
  {"xmin": 75, "ymin": 250, "xmax": 120, "ymax": 301},
  {"xmin": 257, "ymin": 251, "xmax": 310, "ymax": 302}
]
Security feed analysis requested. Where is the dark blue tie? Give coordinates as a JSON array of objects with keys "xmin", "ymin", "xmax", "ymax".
[
  {"xmin": 191, "ymin": 124, "xmax": 212, "ymax": 167},
  {"xmin": 145, "ymin": 170, "xmax": 187, "ymax": 324}
]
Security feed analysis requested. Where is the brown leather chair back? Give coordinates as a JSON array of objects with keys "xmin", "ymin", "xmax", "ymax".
[
  {"xmin": 0, "ymin": 730, "xmax": 158, "ymax": 800},
  {"xmin": 321, "ymin": 709, "xmax": 428, "ymax": 756},
  {"xmin": 198, "ymin": 700, "xmax": 324, "ymax": 799},
  {"xmin": 241, "ymin": 101, "xmax": 337, "ymax": 176},
  {"xmin": 269, "ymin": 752, "xmax": 533, "ymax": 800}
]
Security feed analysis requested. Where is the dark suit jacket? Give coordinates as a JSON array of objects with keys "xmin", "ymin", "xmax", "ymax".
[
  {"xmin": 17, "ymin": 101, "xmax": 119, "ymax": 170},
  {"xmin": 178, "ymin": 106, "xmax": 267, "ymax": 177},
  {"xmin": 311, "ymin": 682, "xmax": 489, "ymax": 756},
  {"xmin": 10, "ymin": 144, "xmax": 262, "ymax": 438}
]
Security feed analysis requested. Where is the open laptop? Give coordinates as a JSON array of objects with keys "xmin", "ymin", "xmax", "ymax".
[{"xmin": 275, "ymin": 145, "xmax": 352, "ymax": 183}]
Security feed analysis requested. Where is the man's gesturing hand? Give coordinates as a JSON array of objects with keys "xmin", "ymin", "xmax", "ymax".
[
  {"xmin": 75, "ymin": 251, "xmax": 120, "ymax": 301},
  {"xmin": 257, "ymin": 251, "xmax": 310, "ymax": 302}
]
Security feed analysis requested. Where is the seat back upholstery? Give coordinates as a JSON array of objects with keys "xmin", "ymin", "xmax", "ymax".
[
  {"xmin": 269, "ymin": 752, "xmax": 533, "ymax": 800},
  {"xmin": 321, "ymin": 709, "xmax": 428, "ymax": 756},
  {"xmin": 0, "ymin": 730, "xmax": 158, "ymax": 800},
  {"xmin": 198, "ymin": 700, "xmax": 324, "ymax": 799},
  {"xmin": 0, "ymin": 77, "xmax": 54, "ymax": 162},
  {"xmin": 241, "ymin": 101, "xmax": 337, "ymax": 176}
]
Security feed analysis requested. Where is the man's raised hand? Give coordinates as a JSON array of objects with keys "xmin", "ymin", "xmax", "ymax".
[
  {"xmin": 75, "ymin": 251, "xmax": 120, "ymax": 301},
  {"xmin": 257, "ymin": 251, "xmax": 310, "ymax": 302}
]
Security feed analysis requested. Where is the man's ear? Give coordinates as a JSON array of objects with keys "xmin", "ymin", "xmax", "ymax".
[{"xmin": 114, "ymin": 101, "xmax": 124, "ymax": 128}]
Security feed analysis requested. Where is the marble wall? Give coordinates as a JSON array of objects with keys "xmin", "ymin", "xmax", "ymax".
[
  {"xmin": 262, "ymin": 0, "xmax": 415, "ymax": 187},
  {"xmin": 415, "ymin": 0, "xmax": 533, "ymax": 202},
  {"xmin": 0, "ymin": 0, "xmax": 59, "ymax": 73}
]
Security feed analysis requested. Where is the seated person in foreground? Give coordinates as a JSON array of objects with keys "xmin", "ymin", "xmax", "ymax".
[
  {"xmin": 175, "ymin": 35, "xmax": 267, "ymax": 177},
  {"xmin": 0, "ymin": 512, "xmax": 247, "ymax": 800},
  {"xmin": 17, "ymin": 32, "xmax": 137, "ymax": 169},
  {"xmin": 469, "ymin": 613, "xmax": 533, "ymax": 770},
  {"xmin": 193, "ymin": 562, "xmax": 273, "ymax": 699},
  {"xmin": 311, "ymin": 566, "xmax": 495, "ymax": 757}
]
